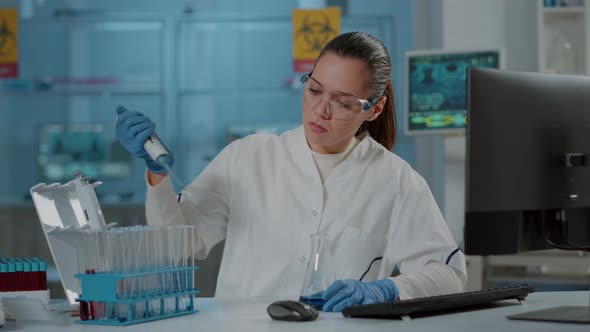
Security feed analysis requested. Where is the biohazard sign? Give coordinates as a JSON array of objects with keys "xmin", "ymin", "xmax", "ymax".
[
  {"xmin": 292, "ymin": 7, "xmax": 340, "ymax": 73},
  {"xmin": 0, "ymin": 9, "xmax": 18, "ymax": 78}
]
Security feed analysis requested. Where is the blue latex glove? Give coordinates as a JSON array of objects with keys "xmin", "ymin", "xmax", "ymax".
[
  {"xmin": 321, "ymin": 279, "xmax": 399, "ymax": 312},
  {"xmin": 115, "ymin": 106, "xmax": 173, "ymax": 174}
]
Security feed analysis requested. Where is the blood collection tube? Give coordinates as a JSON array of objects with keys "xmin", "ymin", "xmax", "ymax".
[
  {"xmin": 89, "ymin": 269, "xmax": 96, "ymax": 320},
  {"xmin": 30, "ymin": 259, "xmax": 38, "ymax": 291},
  {"xmin": 23, "ymin": 260, "xmax": 31, "ymax": 291},
  {"xmin": 21, "ymin": 259, "xmax": 27, "ymax": 291},
  {"xmin": 79, "ymin": 269, "xmax": 94, "ymax": 321},
  {"xmin": 30, "ymin": 259, "xmax": 36, "ymax": 291},
  {"xmin": 15, "ymin": 259, "xmax": 23, "ymax": 291},
  {"xmin": 0, "ymin": 261, "xmax": 7, "ymax": 292},
  {"xmin": 7, "ymin": 261, "xmax": 16, "ymax": 292},
  {"xmin": 39, "ymin": 259, "xmax": 47, "ymax": 290},
  {"xmin": 80, "ymin": 299, "xmax": 90, "ymax": 321}
]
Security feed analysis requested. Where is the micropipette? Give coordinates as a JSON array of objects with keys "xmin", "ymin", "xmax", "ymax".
[
  {"xmin": 115, "ymin": 106, "xmax": 198, "ymax": 207},
  {"xmin": 116, "ymin": 106, "xmax": 172, "ymax": 169}
]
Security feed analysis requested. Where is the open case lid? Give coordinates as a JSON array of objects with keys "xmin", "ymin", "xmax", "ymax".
[{"xmin": 30, "ymin": 174, "xmax": 108, "ymax": 306}]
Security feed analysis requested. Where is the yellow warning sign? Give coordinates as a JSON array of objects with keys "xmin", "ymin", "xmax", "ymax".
[
  {"xmin": 0, "ymin": 8, "xmax": 18, "ymax": 78},
  {"xmin": 293, "ymin": 7, "xmax": 341, "ymax": 73}
]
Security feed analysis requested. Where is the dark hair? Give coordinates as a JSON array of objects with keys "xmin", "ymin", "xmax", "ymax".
[{"xmin": 318, "ymin": 31, "xmax": 396, "ymax": 150}]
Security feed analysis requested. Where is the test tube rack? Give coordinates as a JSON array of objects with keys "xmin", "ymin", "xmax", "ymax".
[{"xmin": 75, "ymin": 266, "xmax": 199, "ymax": 326}]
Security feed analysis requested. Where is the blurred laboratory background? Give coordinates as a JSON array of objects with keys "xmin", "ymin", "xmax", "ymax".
[{"xmin": 1, "ymin": 0, "xmax": 590, "ymax": 298}]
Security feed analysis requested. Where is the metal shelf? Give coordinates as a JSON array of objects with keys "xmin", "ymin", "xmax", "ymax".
[
  {"xmin": 0, "ymin": 88, "xmax": 163, "ymax": 96},
  {"xmin": 543, "ymin": 6, "xmax": 585, "ymax": 14}
]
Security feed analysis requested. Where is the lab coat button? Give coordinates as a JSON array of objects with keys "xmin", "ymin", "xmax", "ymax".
[
  {"xmin": 299, "ymin": 256, "xmax": 306, "ymax": 262},
  {"xmin": 312, "ymin": 210, "xmax": 318, "ymax": 216}
]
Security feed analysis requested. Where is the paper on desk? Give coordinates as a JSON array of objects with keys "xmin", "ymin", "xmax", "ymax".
[{"xmin": 1, "ymin": 297, "xmax": 69, "ymax": 322}]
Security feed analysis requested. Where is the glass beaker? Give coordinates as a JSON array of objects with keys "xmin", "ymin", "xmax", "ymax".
[{"xmin": 299, "ymin": 232, "xmax": 331, "ymax": 310}]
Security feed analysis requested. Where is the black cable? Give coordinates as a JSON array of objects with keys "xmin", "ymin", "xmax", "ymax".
[{"xmin": 359, "ymin": 256, "xmax": 383, "ymax": 282}]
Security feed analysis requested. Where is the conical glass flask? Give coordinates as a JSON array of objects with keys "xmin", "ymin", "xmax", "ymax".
[{"xmin": 299, "ymin": 232, "xmax": 331, "ymax": 310}]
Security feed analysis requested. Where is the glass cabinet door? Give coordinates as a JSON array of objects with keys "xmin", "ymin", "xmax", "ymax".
[
  {"xmin": 1, "ymin": 16, "xmax": 165, "ymax": 204},
  {"xmin": 175, "ymin": 15, "xmax": 393, "ymax": 180}
]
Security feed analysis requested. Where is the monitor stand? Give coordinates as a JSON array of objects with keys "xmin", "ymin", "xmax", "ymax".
[{"xmin": 507, "ymin": 306, "xmax": 590, "ymax": 324}]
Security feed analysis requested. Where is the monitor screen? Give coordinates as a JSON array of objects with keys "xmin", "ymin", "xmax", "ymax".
[
  {"xmin": 404, "ymin": 49, "xmax": 502, "ymax": 135},
  {"xmin": 464, "ymin": 68, "xmax": 590, "ymax": 255}
]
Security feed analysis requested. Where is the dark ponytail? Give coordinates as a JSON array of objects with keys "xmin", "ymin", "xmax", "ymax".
[
  {"xmin": 318, "ymin": 32, "xmax": 397, "ymax": 150},
  {"xmin": 361, "ymin": 79, "xmax": 396, "ymax": 150}
]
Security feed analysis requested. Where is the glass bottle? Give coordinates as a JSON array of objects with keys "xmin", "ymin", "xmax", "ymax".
[
  {"xmin": 299, "ymin": 232, "xmax": 331, "ymax": 310},
  {"xmin": 551, "ymin": 31, "xmax": 578, "ymax": 74}
]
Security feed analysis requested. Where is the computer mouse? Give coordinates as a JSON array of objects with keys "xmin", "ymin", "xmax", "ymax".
[{"xmin": 267, "ymin": 300, "xmax": 319, "ymax": 322}]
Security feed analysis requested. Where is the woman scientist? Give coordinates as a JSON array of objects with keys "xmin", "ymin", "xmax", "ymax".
[{"xmin": 116, "ymin": 31, "xmax": 466, "ymax": 312}]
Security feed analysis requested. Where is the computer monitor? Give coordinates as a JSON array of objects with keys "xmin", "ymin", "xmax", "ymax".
[
  {"xmin": 404, "ymin": 48, "xmax": 503, "ymax": 135},
  {"xmin": 464, "ymin": 67, "xmax": 590, "ymax": 324},
  {"xmin": 464, "ymin": 67, "xmax": 590, "ymax": 255}
]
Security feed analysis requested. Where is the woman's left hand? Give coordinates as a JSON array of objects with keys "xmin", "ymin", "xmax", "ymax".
[{"xmin": 321, "ymin": 278, "xmax": 399, "ymax": 312}]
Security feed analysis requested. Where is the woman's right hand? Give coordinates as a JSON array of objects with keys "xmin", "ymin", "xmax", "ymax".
[
  {"xmin": 115, "ymin": 106, "xmax": 156, "ymax": 161},
  {"xmin": 116, "ymin": 107, "xmax": 173, "ymax": 183}
]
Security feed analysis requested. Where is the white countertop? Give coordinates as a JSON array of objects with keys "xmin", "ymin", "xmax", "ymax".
[{"xmin": 5, "ymin": 291, "xmax": 590, "ymax": 332}]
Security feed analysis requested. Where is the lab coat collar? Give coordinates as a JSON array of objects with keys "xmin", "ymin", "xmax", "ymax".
[
  {"xmin": 289, "ymin": 126, "xmax": 378, "ymax": 184},
  {"xmin": 290, "ymin": 126, "xmax": 323, "ymax": 185}
]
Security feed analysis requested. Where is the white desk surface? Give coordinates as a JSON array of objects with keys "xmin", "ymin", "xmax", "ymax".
[{"xmin": 7, "ymin": 291, "xmax": 590, "ymax": 332}]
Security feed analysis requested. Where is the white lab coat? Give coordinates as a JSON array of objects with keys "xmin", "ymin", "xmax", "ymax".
[{"xmin": 146, "ymin": 126, "xmax": 466, "ymax": 298}]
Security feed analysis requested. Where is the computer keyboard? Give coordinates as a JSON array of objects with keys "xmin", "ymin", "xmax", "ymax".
[{"xmin": 342, "ymin": 284, "xmax": 534, "ymax": 319}]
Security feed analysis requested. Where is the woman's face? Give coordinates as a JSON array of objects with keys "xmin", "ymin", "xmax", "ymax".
[{"xmin": 302, "ymin": 52, "xmax": 385, "ymax": 154}]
